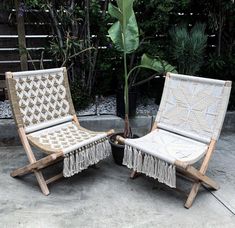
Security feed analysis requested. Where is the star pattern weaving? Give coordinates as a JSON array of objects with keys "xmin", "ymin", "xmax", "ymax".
[{"xmin": 159, "ymin": 77, "xmax": 224, "ymax": 140}]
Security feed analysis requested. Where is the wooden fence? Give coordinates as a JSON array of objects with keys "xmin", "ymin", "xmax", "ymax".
[
  {"xmin": 0, "ymin": 7, "xmax": 217, "ymax": 101},
  {"xmin": 0, "ymin": 9, "xmax": 54, "ymax": 100}
]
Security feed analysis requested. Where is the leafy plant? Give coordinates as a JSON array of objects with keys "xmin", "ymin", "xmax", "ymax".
[
  {"xmin": 22, "ymin": 0, "xmax": 110, "ymax": 98},
  {"xmin": 135, "ymin": 0, "xmax": 190, "ymax": 36},
  {"xmin": 108, "ymin": 0, "xmax": 176, "ymax": 137},
  {"xmin": 206, "ymin": 53, "xmax": 225, "ymax": 74},
  {"xmin": 70, "ymin": 80, "xmax": 93, "ymax": 110},
  {"xmin": 49, "ymin": 35, "xmax": 95, "ymax": 68},
  {"xmin": 169, "ymin": 23, "xmax": 207, "ymax": 75},
  {"xmin": 197, "ymin": 0, "xmax": 235, "ymax": 57}
]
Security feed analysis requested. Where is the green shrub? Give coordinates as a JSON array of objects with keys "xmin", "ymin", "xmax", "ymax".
[
  {"xmin": 169, "ymin": 23, "xmax": 207, "ymax": 75},
  {"xmin": 70, "ymin": 81, "xmax": 93, "ymax": 111}
]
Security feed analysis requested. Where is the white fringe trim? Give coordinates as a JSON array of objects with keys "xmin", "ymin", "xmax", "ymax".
[
  {"xmin": 63, "ymin": 137, "xmax": 111, "ymax": 177},
  {"xmin": 123, "ymin": 145, "xmax": 176, "ymax": 188}
]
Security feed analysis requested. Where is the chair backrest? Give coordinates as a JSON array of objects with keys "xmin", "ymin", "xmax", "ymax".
[
  {"xmin": 6, "ymin": 67, "xmax": 76, "ymax": 133},
  {"xmin": 156, "ymin": 73, "xmax": 232, "ymax": 144}
]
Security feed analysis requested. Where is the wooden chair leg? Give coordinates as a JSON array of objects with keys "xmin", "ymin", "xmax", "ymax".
[
  {"xmin": 11, "ymin": 151, "xmax": 64, "ymax": 177},
  {"xmin": 46, "ymin": 172, "xmax": 63, "ymax": 185},
  {"xmin": 130, "ymin": 170, "xmax": 140, "ymax": 179},
  {"xmin": 185, "ymin": 166, "xmax": 219, "ymax": 190},
  {"xmin": 184, "ymin": 139, "xmax": 217, "ymax": 208},
  {"xmin": 184, "ymin": 182, "xmax": 201, "ymax": 208},
  {"xmin": 34, "ymin": 171, "xmax": 50, "ymax": 195},
  {"xmin": 16, "ymin": 127, "xmax": 51, "ymax": 195}
]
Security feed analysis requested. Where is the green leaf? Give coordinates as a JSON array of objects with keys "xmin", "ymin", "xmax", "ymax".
[
  {"xmin": 108, "ymin": 3, "xmax": 122, "ymax": 22},
  {"xmin": 140, "ymin": 54, "xmax": 177, "ymax": 74},
  {"xmin": 108, "ymin": 21, "xmax": 123, "ymax": 51},
  {"xmin": 117, "ymin": 0, "xmax": 134, "ymax": 26},
  {"xmin": 108, "ymin": 0, "xmax": 139, "ymax": 53}
]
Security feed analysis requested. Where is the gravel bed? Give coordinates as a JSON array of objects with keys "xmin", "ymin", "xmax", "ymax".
[
  {"xmin": 0, "ymin": 96, "xmax": 158, "ymax": 119},
  {"xmin": 0, "ymin": 100, "xmax": 12, "ymax": 118},
  {"xmin": 137, "ymin": 98, "xmax": 158, "ymax": 116}
]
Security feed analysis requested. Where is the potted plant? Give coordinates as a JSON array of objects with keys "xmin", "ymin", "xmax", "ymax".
[{"xmin": 108, "ymin": 0, "xmax": 176, "ymax": 165}]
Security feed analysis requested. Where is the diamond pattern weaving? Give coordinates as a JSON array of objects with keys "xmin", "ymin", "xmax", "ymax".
[
  {"xmin": 14, "ymin": 72, "xmax": 70, "ymax": 127},
  {"xmin": 29, "ymin": 123, "xmax": 99, "ymax": 151}
]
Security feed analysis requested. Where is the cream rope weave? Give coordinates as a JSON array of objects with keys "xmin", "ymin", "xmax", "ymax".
[
  {"xmin": 123, "ymin": 129, "xmax": 208, "ymax": 187},
  {"xmin": 156, "ymin": 73, "xmax": 231, "ymax": 142},
  {"xmin": 13, "ymin": 71, "xmax": 70, "ymax": 127},
  {"xmin": 8, "ymin": 68, "xmax": 111, "ymax": 178},
  {"xmin": 123, "ymin": 73, "xmax": 231, "ymax": 188},
  {"xmin": 28, "ymin": 122, "xmax": 111, "ymax": 177},
  {"xmin": 123, "ymin": 145, "xmax": 176, "ymax": 188}
]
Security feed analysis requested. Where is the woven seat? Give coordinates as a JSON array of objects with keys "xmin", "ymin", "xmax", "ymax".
[
  {"xmin": 125, "ymin": 129, "xmax": 208, "ymax": 165},
  {"xmin": 118, "ymin": 72, "xmax": 232, "ymax": 208},
  {"xmin": 28, "ymin": 122, "xmax": 107, "ymax": 154},
  {"xmin": 124, "ymin": 129, "xmax": 208, "ymax": 188},
  {"xmin": 6, "ymin": 67, "xmax": 114, "ymax": 195},
  {"xmin": 28, "ymin": 122, "xmax": 111, "ymax": 177}
]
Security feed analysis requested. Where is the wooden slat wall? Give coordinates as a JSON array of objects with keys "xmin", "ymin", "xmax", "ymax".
[
  {"xmin": 0, "ymin": 7, "xmax": 217, "ymax": 101},
  {"xmin": 0, "ymin": 10, "xmax": 53, "ymax": 100},
  {"xmin": 0, "ymin": 10, "xmax": 53, "ymax": 73}
]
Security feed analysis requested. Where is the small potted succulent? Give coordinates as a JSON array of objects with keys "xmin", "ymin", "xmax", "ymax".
[{"xmin": 108, "ymin": 0, "xmax": 176, "ymax": 165}]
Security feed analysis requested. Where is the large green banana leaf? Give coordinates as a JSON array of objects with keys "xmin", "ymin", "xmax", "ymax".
[
  {"xmin": 140, "ymin": 54, "xmax": 177, "ymax": 74},
  {"xmin": 108, "ymin": 0, "xmax": 139, "ymax": 53}
]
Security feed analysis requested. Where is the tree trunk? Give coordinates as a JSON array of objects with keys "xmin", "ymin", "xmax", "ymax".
[
  {"xmin": 84, "ymin": 0, "xmax": 93, "ymax": 95},
  {"xmin": 217, "ymin": 16, "xmax": 222, "ymax": 57},
  {"xmin": 15, "ymin": 0, "xmax": 28, "ymax": 71},
  {"xmin": 47, "ymin": 2, "xmax": 63, "ymax": 49}
]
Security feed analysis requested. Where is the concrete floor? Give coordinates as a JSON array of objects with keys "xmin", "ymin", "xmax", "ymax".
[{"xmin": 0, "ymin": 131, "xmax": 235, "ymax": 227}]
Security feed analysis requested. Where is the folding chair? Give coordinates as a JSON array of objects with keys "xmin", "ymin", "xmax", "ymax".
[
  {"xmin": 117, "ymin": 72, "xmax": 232, "ymax": 208},
  {"xmin": 6, "ymin": 67, "xmax": 114, "ymax": 195}
]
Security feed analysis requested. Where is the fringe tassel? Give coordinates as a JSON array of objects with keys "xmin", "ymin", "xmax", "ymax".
[
  {"xmin": 63, "ymin": 137, "xmax": 111, "ymax": 177},
  {"xmin": 123, "ymin": 145, "xmax": 176, "ymax": 188}
]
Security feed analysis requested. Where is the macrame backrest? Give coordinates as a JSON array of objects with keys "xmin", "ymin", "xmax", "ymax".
[
  {"xmin": 156, "ymin": 73, "xmax": 232, "ymax": 144},
  {"xmin": 6, "ymin": 67, "xmax": 76, "ymax": 133}
]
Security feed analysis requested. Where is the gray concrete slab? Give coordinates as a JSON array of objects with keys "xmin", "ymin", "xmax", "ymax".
[
  {"xmin": 0, "ymin": 132, "xmax": 235, "ymax": 227},
  {"xmin": 207, "ymin": 132, "xmax": 235, "ymax": 213}
]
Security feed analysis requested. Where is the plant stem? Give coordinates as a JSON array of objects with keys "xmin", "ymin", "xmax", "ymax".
[
  {"xmin": 124, "ymin": 114, "xmax": 130, "ymax": 138},
  {"xmin": 131, "ymin": 73, "xmax": 157, "ymax": 87},
  {"xmin": 124, "ymin": 52, "xmax": 129, "ymax": 116},
  {"xmin": 123, "ymin": 51, "xmax": 131, "ymax": 138}
]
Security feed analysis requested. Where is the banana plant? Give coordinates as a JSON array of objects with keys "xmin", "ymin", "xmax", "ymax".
[{"xmin": 108, "ymin": 0, "xmax": 176, "ymax": 138}]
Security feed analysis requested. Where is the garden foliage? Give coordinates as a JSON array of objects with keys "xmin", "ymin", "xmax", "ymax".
[{"xmin": 4, "ymin": 0, "xmax": 235, "ymax": 109}]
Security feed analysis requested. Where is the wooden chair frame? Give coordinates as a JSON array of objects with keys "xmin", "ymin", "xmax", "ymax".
[
  {"xmin": 6, "ymin": 70, "xmax": 114, "ymax": 195},
  {"xmin": 117, "ymin": 123, "xmax": 219, "ymax": 208},
  {"xmin": 10, "ymin": 112, "xmax": 114, "ymax": 195},
  {"xmin": 116, "ymin": 72, "xmax": 232, "ymax": 208}
]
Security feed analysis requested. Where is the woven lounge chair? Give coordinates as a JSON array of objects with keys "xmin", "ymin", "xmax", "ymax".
[
  {"xmin": 117, "ymin": 72, "xmax": 232, "ymax": 208},
  {"xmin": 6, "ymin": 67, "xmax": 114, "ymax": 195}
]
